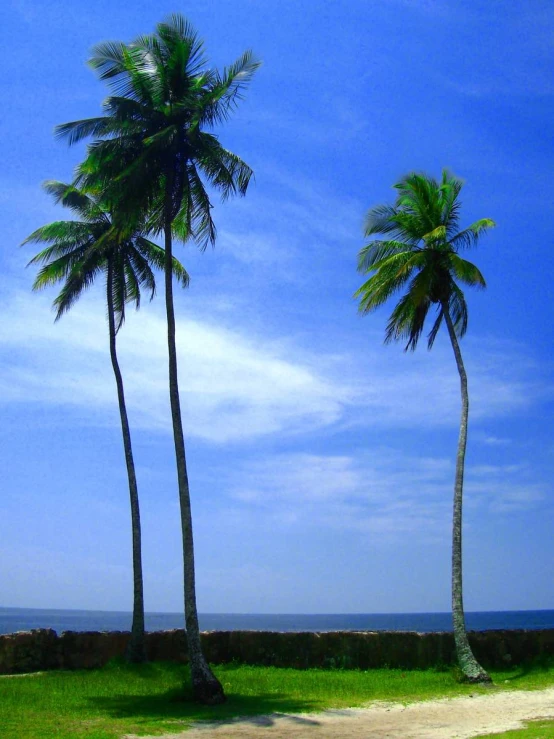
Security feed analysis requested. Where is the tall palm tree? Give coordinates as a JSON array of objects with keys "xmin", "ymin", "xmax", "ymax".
[
  {"xmin": 55, "ymin": 14, "xmax": 260, "ymax": 703},
  {"xmin": 23, "ymin": 181, "xmax": 189, "ymax": 663},
  {"xmin": 354, "ymin": 170, "xmax": 495, "ymax": 683}
]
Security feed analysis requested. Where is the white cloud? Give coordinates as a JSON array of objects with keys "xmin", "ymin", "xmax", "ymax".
[
  {"xmin": 226, "ymin": 450, "xmax": 453, "ymax": 541},
  {"xmin": 0, "ymin": 289, "xmax": 348, "ymax": 442},
  {"xmin": 465, "ymin": 462, "xmax": 548, "ymax": 514},
  {"xmin": 222, "ymin": 449, "xmax": 550, "ymax": 542},
  {"xmin": 0, "ymin": 287, "xmax": 548, "ymax": 443}
]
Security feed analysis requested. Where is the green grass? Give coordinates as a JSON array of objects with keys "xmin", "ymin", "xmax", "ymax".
[
  {"xmin": 1, "ymin": 661, "xmax": 553, "ymax": 739},
  {"xmin": 477, "ymin": 720, "xmax": 554, "ymax": 738}
]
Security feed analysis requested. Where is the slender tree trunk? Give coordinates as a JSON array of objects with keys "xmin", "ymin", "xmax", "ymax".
[
  {"xmin": 163, "ymin": 215, "xmax": 225, "ymax": 704},
  {"xmin": 107, "ymin": 260, "xmax": 146, "ymax": 663},
  {"xmin": 442, "ymin": 304, "xmax": 491, "ymax": 683}
]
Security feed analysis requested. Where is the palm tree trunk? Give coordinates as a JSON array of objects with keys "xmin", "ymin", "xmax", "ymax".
[
  {"xmin": 442, "ymin": 304, "xmax": 491, "ymax": 683},
  {"xmin": 163, "ymin": 215, "xmax": 225, "ymax": 705},
  {"xmin": 106, "ymin": 259, "xmax": 146, "ymax": 663}
]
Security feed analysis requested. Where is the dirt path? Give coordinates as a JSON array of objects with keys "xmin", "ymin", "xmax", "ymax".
[{"xmin": 133, "ymin": 687, "xmax": 554, "ymax": 739}]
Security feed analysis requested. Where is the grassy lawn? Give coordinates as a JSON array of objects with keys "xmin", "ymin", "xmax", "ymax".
[
  {"xmin": 1, "ymin": 661, "xmax": 553, "ymax": 739},
  {"xmin": 478, "ymin": 720, "xmax": 554, "ymax": 738}
]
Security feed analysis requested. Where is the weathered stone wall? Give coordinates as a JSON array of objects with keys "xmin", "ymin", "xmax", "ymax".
[{"xmin": 1, "ymin": 628, "xmax": 552, "ymax": 675}]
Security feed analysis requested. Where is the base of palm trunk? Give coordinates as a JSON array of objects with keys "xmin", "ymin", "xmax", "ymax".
[
  {"xmin": 463, "ymin": 671, "xmax": 493, "ymax": 684},
  {"xmin": 191, "ymin": 668, "xmax": 226, "ymax": 705},
  {"xmin": 125, "ymin": 635, "xmax": 146, "ymax": 664},
  {"xmin": 455, "ymin": 635, "xmax": 492, "ymax": 684}
]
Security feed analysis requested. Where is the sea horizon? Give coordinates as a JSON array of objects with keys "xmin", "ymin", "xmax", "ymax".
[{"xmin": 1, "ymin": 606, "xmax": 553, "ymax": 636}]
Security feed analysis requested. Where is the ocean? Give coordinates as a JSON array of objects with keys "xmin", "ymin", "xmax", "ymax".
[{"xmin": 1, "ymin": 608, "xmax": 553, "ymax": 635}]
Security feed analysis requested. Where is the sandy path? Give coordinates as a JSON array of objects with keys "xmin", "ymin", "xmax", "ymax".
[{"xmin": 132, "ymin": 687, "xmax": 554, "ymax": 739}]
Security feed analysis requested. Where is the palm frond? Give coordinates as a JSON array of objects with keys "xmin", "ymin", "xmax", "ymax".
[
  {"xmin": 448, "ymin": 283, "xmax": 469, "ymax": 337},
  {"xmin": 186, "ymin": 161, "xmax": 216, "ymax": 249},
  {"xmin": 195, "ymin": 133, "xmax": 253, "ymax": 199},
  {"xmin": 199, "ymin": 50, "xmax": 261, "ymax": 126},
  {"xmin": 31, "ymin": 244, "xmax": 95, "ymax": 290},
  {"xmin": 450, "ymin": 218, "xmax": 496, "ymax": 249},
  {"xmin": 42, "ymin": 181, "xmax": 108, "ymax": 223},
  {"xmin": 426, "ymin": 306, "xmax": 444, "ymax": 349},
  {"xmin": 54, "ymin": 116, "xmax": 114, "ymax": 146},
  {"xmin": 357, "ymin": 240, "xmax": 414, "ymax": 273},
  {"xmin": 449, "ymin": 254, "xmax": 486, "ymax": 288},
  {"xmin": 136, "ymin": 237, "xmax": 190, "ymax": 286},
  {"xmin": 23, "ymin": 221, "xmax": 96, "ymax": 247},
  {"xmin": 423, "ymin": 224, "xmax": 446, "ymax": 243},
  {"xmin": 364, "ymin": 204, "xmax": 400, "ymax": 237}
]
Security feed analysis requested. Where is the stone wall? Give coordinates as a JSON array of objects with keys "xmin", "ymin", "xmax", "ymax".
[{"xmin": 1, "ymin": 628, "xmax": 553, "ymax": 675}]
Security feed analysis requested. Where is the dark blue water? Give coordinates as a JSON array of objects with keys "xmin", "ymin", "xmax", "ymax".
[{"xmin": 0, "ymin": 608, "xmax": 553, "ymax": 635}]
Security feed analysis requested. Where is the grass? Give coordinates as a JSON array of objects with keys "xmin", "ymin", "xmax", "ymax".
[
  {"xmin": 1, "ymin": 660, "xmax": 553, "ymax": 739},
  {"xmin": 477, "ymin": 720, "xmax": 554, "ymax": 738}
]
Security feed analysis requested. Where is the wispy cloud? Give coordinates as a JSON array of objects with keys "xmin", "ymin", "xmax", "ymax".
[
  {"xmin": 0, "ymin": 289, "xmax": 349, "ymax": 442},
  {"xmin": 220, "ymin": 448, "xmax": 550, "ymax": 542},
  {"xmin": 225, "ymin": 450, "xmax": 453, "ymax": 541},
  {"xmin": 466, "ymin": 462, "xmax": 548, "ymax": 514},
  {"xmin": 0, "ymin": 285, "xmax": 548, "ymax": 443}
]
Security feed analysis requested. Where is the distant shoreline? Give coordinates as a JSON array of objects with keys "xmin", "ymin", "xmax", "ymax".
[{"xmin": 1, "ymin": 607, "xmax": 553, "ymax": 636}]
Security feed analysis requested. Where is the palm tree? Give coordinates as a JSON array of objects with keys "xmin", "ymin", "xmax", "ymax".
[
  {"xmin": 23, "ymin": 181, "xmax": 189, "ymax": 663},
  {"xmin": 54, "ymin": 14, "xmax": 260, "ymax": 703},
  {"xmin": 354, "ymin": 170, "xmax": 495, "ymax": 683}
]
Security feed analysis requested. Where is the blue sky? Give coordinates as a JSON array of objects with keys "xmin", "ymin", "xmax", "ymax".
[{"xmin": 1, "ymin": 0, "xmax": 552, "ymax": 615}]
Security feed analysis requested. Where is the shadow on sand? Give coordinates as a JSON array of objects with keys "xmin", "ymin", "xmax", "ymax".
[{"xmin": 88, "ymin": 687, "xmax": 323, "ymax": 732}]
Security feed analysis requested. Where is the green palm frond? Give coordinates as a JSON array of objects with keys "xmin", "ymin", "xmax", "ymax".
[
  {"xmin": 199, "ymin": 50, "xmax": 261, "ymax": 126},
  {"xmin": 54, "ymin": 116, "xmax": 115, "ymax": 146},
  {"xmin": 448, "ymin": 282, "xmax": 469, "ymax": 337},
  {"xmin": 384, "ymin": 284, "xmax": 431, "ymax": 351},
  {"xmin": 357, "ymin": 240, "xmax": 413, "ymax": 272},
  {"xmin": 136, "ymin": 237, "xmax": 190, "ymax": 286},
  {"xmin": 157, "ymin": 14, "xmax": 206, "ymax": 78},
  {"xmin": 42, "ymin": 181, "xmax": 108, "ymax": 223},
  {"xmin": 449, "ymin": 254, "xmax": 486, "ymax": 287},
  {"xmin": 426, "ymin": 306, "xmax": 444, "ymax": 349},
  {"xmin": 364, "ymin": 204, "xmax": 401, "ymax": 237},
  {"xmin": 355, "ymin": 252, "xmax": 421, "ymax": 313},
  {"xmin": 51, "ymin": 255, "xmax": 104, "ymax": 319},
  {"xmin": 450, "ymin": 218, "xmax": 496, "ymax": 249},
  {"xmin": 31, "ymin": 244, "xmax": 95, "ymax": 290},
  {"xmin": 423, "ymin": 225, "xmax": 447, "ymax": 243},
  {"xmin": 186, "ymin": 161, "xmax": 216, "ymax": 248},
  {"xmin": 196, "ymin": 133, "xmax": 254, "ymax": 199},
  {"xmin": 23, "ymin": 221, "xmax": 96, "ymax": 247}
]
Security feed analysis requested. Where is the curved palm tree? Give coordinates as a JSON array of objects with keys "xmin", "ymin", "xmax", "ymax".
[
  {"xmin": 23, "ymin": 181, "xmax": 189, "ymax": 663},
  {"xmin": 354, "ymin": 170, "xmax": 495, "ymax": 683},
  {"xmin": 55, "ymin": 14, "xmax": 260, "ymax": 703}
]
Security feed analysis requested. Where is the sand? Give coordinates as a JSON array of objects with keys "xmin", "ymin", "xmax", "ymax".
[{"xmin": 130, "ymin": 686, "xmax": 554, "ymax": 738}]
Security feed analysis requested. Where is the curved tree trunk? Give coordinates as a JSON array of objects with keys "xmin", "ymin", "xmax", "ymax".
[
  {"xmin": 442, "ymin": 304, "xmax": 491, "ymax": 683},
  {"xmin": 107, "ymin": 260, "xmax": 146, "ymax": 663},
  {"xmin": 163, "ymin": 218, "xmax": 225, "ymax": 704}
]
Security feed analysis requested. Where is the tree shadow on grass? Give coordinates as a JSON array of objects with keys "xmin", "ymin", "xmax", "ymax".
[
  {"xmin": 88, "ymin": 688, "xmax": 324, "ymax": 731},
  {"xmin": 492, "ymin": 661, "xmax": 554, "ymax": 685}
]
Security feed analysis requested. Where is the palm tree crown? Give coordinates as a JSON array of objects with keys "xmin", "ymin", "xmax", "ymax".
[
  {"xmin": 355, "ymin": 170, "xmax": 494, "ymax": 349},
  {"xmin": 56, "ymin": 13, "xmax": 260, "ymax": 245},
  {"xmin": 24, "ymin": 181, "xmax": 189, "ymax": 321}
]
